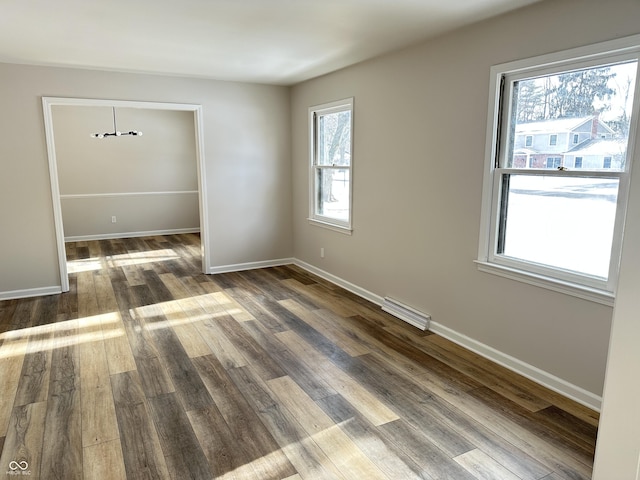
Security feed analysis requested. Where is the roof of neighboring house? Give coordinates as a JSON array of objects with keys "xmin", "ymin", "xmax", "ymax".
[
  {"xmin": 515, "ymin": 116, "xmax": 615, "ymax": 135},
  {"xmin": 567, "ymin": 138, "xmax": 628, "ymax": 156},
  {"xmin": 513, "ymin": 148, "xmax": 537, "ymax": 155}
]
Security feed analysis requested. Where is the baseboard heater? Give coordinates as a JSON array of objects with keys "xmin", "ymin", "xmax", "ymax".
[{"xmin": 381, "ymin": 297, "xmax": 430, "ymax": 331}]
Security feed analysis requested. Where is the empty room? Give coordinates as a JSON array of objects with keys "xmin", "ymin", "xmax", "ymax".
[{"xmin": 1, "ymin": 0, "xmax": 640, "ymax": 478}]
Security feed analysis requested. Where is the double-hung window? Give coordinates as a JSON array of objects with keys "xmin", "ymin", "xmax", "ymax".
[
  {"xmin": 477, "ymin": 37, "xmax": 640, "ymax": 304},
  {"xmin": 309, "ymin": 98, "xmax": 354, "ymax": 232}
]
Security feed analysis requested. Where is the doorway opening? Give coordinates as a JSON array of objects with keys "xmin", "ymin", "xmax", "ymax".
[{"xmin": 42, "ymin": 97, "xmax": 210, "ymax": 292}]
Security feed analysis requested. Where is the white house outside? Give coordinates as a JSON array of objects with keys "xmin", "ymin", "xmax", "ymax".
[{"xmin": 512, "ymin": 115, "xmax": 621, "ymax": 169}]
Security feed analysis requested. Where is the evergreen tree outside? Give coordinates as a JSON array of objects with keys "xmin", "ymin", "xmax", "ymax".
[{"xmin": 513, "ymin": 62, "xmax": 635, "ymax": 136}]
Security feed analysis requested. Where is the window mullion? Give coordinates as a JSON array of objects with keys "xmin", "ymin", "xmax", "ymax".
[
  {"xmin": 314, "ymin": 165, "xmax": 351, "ymax": 170},
  {"xmin": 496, "ymin": 168, "xmax": 624, "ymax": 178}
]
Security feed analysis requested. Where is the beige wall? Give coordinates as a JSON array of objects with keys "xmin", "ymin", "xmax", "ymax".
[
  {"xmin": 53, "ymin": 106, "xmax": 199, "ymax": 238},
  {"xmin": 59, "ymin": 194, "xmax": 200, "ymax": 239},
  {"xmin": 0, "ymin": 63, "xmax": 291, "ymax": 295},
  {"xmin": 291, "ymin": 0, "xmax": 640, "ymax": 397}
]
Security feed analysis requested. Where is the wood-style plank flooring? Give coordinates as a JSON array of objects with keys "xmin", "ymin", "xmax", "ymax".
[{"xmin": 0, "ymin": 233, "xmax": 598, "ymax": 479}]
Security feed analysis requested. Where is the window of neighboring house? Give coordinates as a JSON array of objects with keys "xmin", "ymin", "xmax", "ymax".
[
  {"xmin": 546, "ymin": 157, "xmax": 562, "ymax": 168},
  {"xmin": 549, "ymin": 134, "xmax": 558, "ymax": 145},
  {"xmin": 603, "ymin": 156, "xmax": 612, "ymax": 168},
  {"xmin": 308, "ymin": 98, "xmax": 354, "ymax": 233},
  {"xmin": 525, "ymin": 135, "xmax": 533, "ymax": 147},
  {"xmin": 573, "ymin": 134, "xmax": 580, "ymax": 144},
  {"xmin": 477, "ymin": 36, "xmax": 640, "ymax": 304}
]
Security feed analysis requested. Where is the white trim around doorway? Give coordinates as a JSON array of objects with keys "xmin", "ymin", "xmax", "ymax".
[{"xmin": 42, "ymin": 96, "xmax": 210, "ymax": 292}]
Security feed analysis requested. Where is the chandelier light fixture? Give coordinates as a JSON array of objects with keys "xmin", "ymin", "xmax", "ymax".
[{"xmin": 91, "ymin": 107, "xmax": 142, "ymax": 138}]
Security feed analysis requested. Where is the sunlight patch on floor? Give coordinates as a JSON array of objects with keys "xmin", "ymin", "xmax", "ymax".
[
  {"xmin": 0, "ymin": 312, "xmax": 124, "ymax": 358},
  {"xmin": 68, "ymin": 249, "xmax": 180, "ymax": 273},
  {"xmin": 67, "ymin": 257, "xmax": 104, "ymax": 273},
  {"xmin": 130, "ymin": 292, "xmax": 249, "ymax": 330}
]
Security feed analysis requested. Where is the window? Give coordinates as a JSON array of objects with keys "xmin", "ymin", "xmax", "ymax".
[
  {"xmin": 546, "ymin": 157, "xmax": 562, "ymax": 169},
  {"xmin": 573, "ymin": 134, "xmax": 580, "ymax": 144},
  {"xmin": 309, "ymin": 98, "xmax": 354, "ymax": 232},
  {"xmin": 525, "ymin": 135, "xmax": 533, "ymax": 147},
  {"xmin": 478, "ymin": 37, "xmax": 640, "ymax": 304}
]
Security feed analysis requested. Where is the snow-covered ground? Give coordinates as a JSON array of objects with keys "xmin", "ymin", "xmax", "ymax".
[
  {"xmin": 503, "ymin": 176, "xmax": 618, "ymax": 278},
  {"xmin": 319, "ymin": 171, "xmax": 350, "ymax": 221}
]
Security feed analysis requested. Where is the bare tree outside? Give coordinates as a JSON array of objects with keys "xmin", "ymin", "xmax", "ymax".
[
  {"xmin": 513, "ymin": 63, "xmax": 635, "ymax": 136},
  {"xmin": 316, "ymin": 110, "xmax": 351, "ymax": 218}
]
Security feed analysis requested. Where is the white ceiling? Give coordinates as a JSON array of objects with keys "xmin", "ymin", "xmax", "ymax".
[{"xmin": 0, "ymin": 0, "xmax": 542, "ymax": 85}]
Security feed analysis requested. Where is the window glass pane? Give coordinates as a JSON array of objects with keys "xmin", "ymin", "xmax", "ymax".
[
  {"xmin": 498, "ymin": 175, "xmax": 619, "ymax": 278},
  {"xmin": 317, "ymin": 110, "xmax": 351, "ymax": 166},
  {"xmin": 315, "ymin": 168, "xmax": 350, "ymax": 221},
  {"xmin": 545, "ymin": 157, "xmax": 561, "ymax": 169},
  {"xmin": 507, "ymin": 61, "xmax": 637, "ymax": 171}
]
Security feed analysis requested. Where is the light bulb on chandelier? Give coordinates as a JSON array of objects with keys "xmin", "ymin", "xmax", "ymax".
[{"xmin": 92, "ymin": 107, "xmax": 142, "ymax": 139}]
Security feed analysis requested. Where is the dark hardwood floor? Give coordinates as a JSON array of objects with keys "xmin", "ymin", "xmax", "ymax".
[{"xmin": 0, "ymin": 233, "xmax": 598, "ymax": 479}]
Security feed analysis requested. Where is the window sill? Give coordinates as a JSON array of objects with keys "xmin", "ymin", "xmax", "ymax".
[
  {"xmin": 307, "ymin": 218, "xmax": 353, "ymax": 235},
  {"xmin": 474, "ymin": 260, "xmax": 615, "ymax": 307}
]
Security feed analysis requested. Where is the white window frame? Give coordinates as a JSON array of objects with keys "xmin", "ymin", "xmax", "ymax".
[
  {"xmin": 308, "ymin": 98, "xmax": 354, "ymax": 234},
  {"xmin": 549, "ymin": 134, "xmax": 558, "ymax": 146},
  {"xmin": 477, "ymin": 35, "xmax": 640, "ymax": 306}
]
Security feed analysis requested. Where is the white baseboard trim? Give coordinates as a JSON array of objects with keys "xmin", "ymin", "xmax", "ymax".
[
  {"xmin": 293, "ymin": 259, "xmax": 384, "ymax": 305},
  {"xmin": 428, "ymin": 321, "xmax": 602, "ymax": 411},
  {"xmin": 208, "ymin": 258, "xmax": 294, "ymax": 275},
  {"xmin": 65, "ymin": 228, "xmax": 200, "ymax": 242},
  {"xmin": 0, "ymin": 286, "xmax": 62, "ymax": 301},
  {"xmin": 292, "ymin": 259, "xmax": 602, "ymax": 412}
]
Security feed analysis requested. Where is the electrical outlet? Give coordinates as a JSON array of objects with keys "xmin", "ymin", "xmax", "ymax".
[
  {"xmin": 111, "ymin": 216, "xmax": 117, "ymax": 223},
  {"xmin": 320, "ymin": 247, "xmax": 325, "ymax": 258}
]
